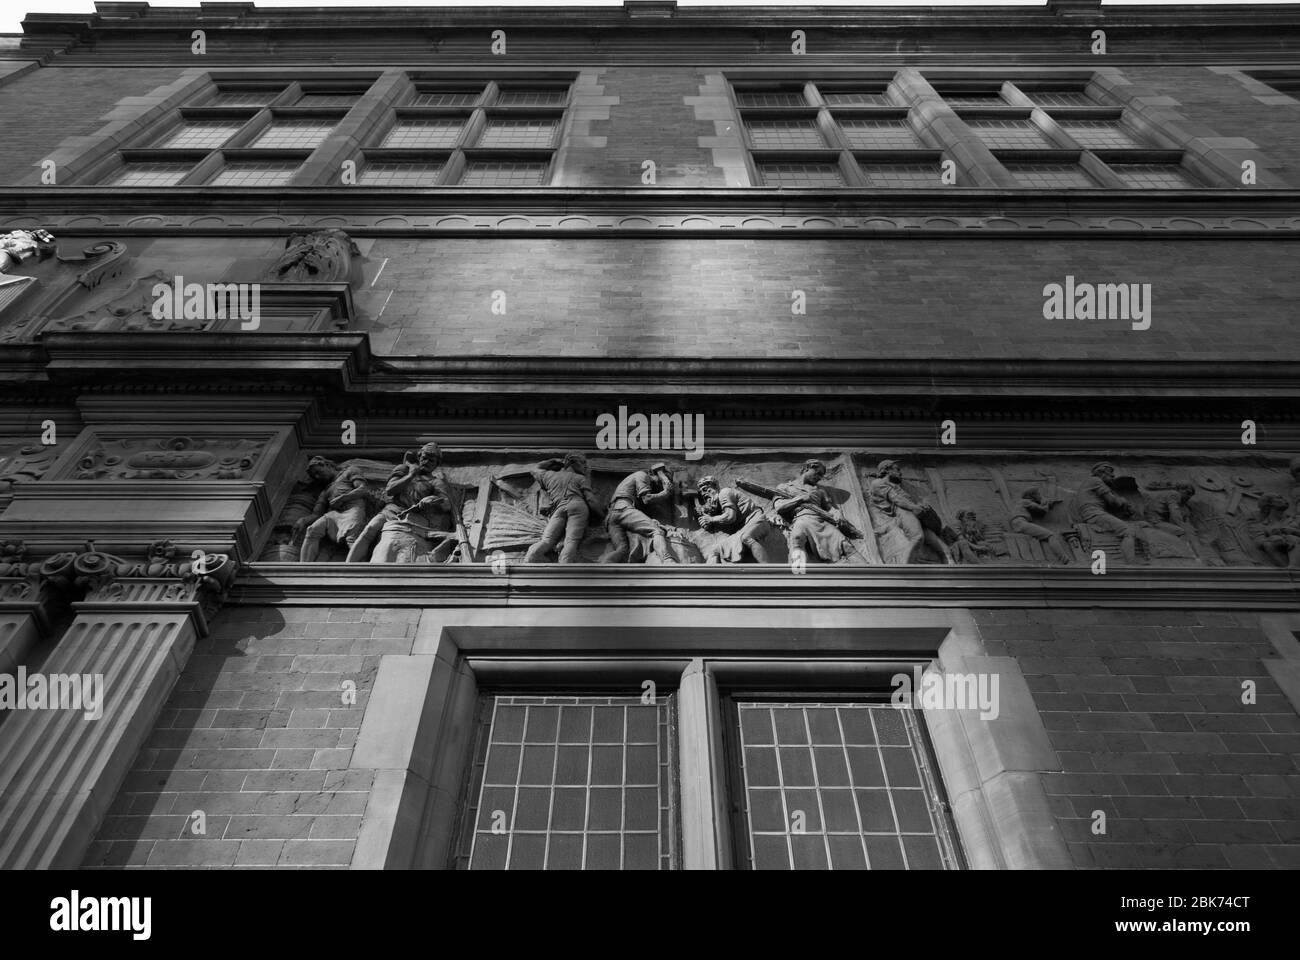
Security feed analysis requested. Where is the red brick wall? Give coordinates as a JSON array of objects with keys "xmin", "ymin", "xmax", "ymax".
[
  {"xmin": 975, "ymin": 608, "xmax": 1300, "ymax": 869},
  {"xmin": 1122, "ymin": 67, "xmax": 1300, "ymax": 187},
  {"xmin": 82, "ymin": 606, "xmax": 418, "ymax": 869},
  {"xmin": 0, "ymin": 66, "xmax": 187, "ymax": 185},
  {"xmin": 362, "ymin": 237, "xmax": 1299, "ymax": 360}
]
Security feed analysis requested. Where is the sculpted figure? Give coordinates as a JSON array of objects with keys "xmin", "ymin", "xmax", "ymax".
[
  {"xmin": 772, "ymin": 459, "xmax": 867, "ymax": 565},
  {"xmin": 1073, "ymin": 461, "xmax": 1146, "ymax": 564},
  {"xmin": 1248, "ymin": 494, "xmax": 1300, "ymax": 568},
  {"xmin": 263, "ymin": 229, "xmax": 359, "ymax": 284},
  {"xmin": 494, "ymin": 453, "xmax": 603, "ymax": 563},
  {"xmin": 1144, "ymin": 481, "xmax": 1197, "ymax": 538},
  {"xmin": 949, "ymin": 510, "xmax": 991, "ymax": 564},
  {"xmin": 1009, "ymin": 487, "xmax": 1073, "ymax": 564},
  {"xmin": 0, "ymin": 228, "xmax": 55, "ymax": 274},
  {"xmin": 599, "ymin": 463, "xmax": 676, "ymax": 564},
  {"xmin": 366, "ymin": 442, "xmax": 459, "ymax": 563},
  {"xmin": 694, "ymin": 475, "xmax": 773, "ymax": 564},
  {"xmin": 1290, "ymin": 456, "xmax": 1300, "ymax": 508},
  {"xmin": 867, "ymin": 459, "xmax": 953, "ymax": 564},
  {"xmin": 297, "ymin": 459, "xmax": 374, "ymax": 562}
]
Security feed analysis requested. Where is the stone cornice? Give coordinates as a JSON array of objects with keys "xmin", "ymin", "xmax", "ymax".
[
  {"xmin": 231, "ymin": 562, "xmax": 1300, "ymax": 610},
  {"xmin": 18, "ymin": 3, "xmax": 1300, "ymax": 66},
  {"xmin": 4, "ymin": 189, "xmax": 1300, "ymax": 238},
  {"xmin": 6, "ymin": 340, "xmax": 1300, "ymax": 406}
]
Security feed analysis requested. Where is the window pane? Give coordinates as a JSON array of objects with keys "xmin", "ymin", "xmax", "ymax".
[
  {"xmin": 207, "ymin": 87, "xmax": 283, "ymax": 106},
  {"xmin": 1060, "ymin": 120, "xmax": 1144, "ymax": 149},
  {"xmin": 737, "ymin": 90, "xmax": 806, "ymax": 107},
  {"xmin": 382, "ymin": 119, "xmax": 464, "ymax": 148},
  {"xmin": 209, "ymin": 162, "xmax": 298, "ymax": 186},
  {"xmin": 1007, "ymin": 163, "xmax": 1098, "ymax": 189},
  {"xmin": 1029, "ymin": 90, "xmax": 1095, "ymax": 107},
  {"xmin": 1111, "ymin": 163, "xmax": 1200, "ymax": 188},
  {"xmin": 862, "ymin": 163, "xmax": 943, "ymax": 188},
  {"xmin": 458, "ymin": 695, "xmax": 677, "ymax": 870},
  {"xmin": 250, "ymin": 119, "xmax": 335, "ymax": 149},
  {"xmin": 359, "ymin": 161, "xmax": 442, "ymax": 186},
  {"xmin": 294, "ymin": 91, "xmax": 364, "ymax": 107},
  {"xmin": 154, "ymin": 120, "xmax": 243, "ymax": 149},
  {"xmin": 460, "ymin": 161, "xmax": 548, "ymax": 186},
  {"xmin": 942, "ymin": 93, "xmax": 1006, "ymax": 106},
  {"xmin": 758, "ymin": 162, "xmax": 843, "ymax": 187},
  {"xmin": 106, "ymin": 162, "xmax": 192, "ymax": 186},
  {"xmin": 969, "ymin": 118, "xmax": 1050, "ymax": 149},
  {"xmin": 839, "ymin": 118, "xmax": 921, "ymax": 150},
  {"xmin": 496, "ymin": 88, "xmax": 567, "ymax": 106},
  {"xmin": 478, "ymin": 119, "xmax": 558, "ymax": 149},
  {"xmin": 821, "ymin": 89, "xmax": 888, "ymax": 106},
  {"xmin": 747, "ymin": 119, "xmax": 824, "ymax": 149},
  {"xmin": 412, "ymin": 89, "xmax": 481, "ymax": 107},
  {"xmin": 733, "ymin": 701, "xmax": 957, "ymax": 870}
]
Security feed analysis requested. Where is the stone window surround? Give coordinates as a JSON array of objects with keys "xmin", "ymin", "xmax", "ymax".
[
  {"xmin": 349, "ymin": 607, "xmax": 1071, "ymax": 870},
  {"xmin": 725, "ymin": 67, "xmax": 1244, "ymax": 189},
  {"xmin": 50, "ymin": 68, "xmax": 581, "ymax": 189}
]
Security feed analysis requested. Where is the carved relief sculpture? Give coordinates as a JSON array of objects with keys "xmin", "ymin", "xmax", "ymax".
[
  {"xmin": 1008, "ymin": 487, "xmax": 1074, "ymax": 564},
  {"xmin": 1068, "ymin": 461, "xmax": 1148, "ymax": 564},
  {"xmin": 599, "ymin": 463, "xmax": 678, "ymax": 564},
  {"xmin": 296, "ymin": 458, "xmax": 378, "ymax": 562},
  {"xmin": 367, "ymin": 442, "xmax": 464, "ymax": 564},
  {"xmin": 492, "ymin": 454, "xmax": 603, "ymax": 563},
  {"xmin": 692, "ymin": 475, "xmax": 774, "ymax": 564},
  {"xmin": 71, "ymin": 435, "xmax": 266, "ymax": 481},
  {"xmin": 262, "ymin": 229, "xmax": 360, "ymax": 284},
  {"xmin": 867, "ymin": 459, "xmax": 953, "ymax": 565},
  {"xmin": 948, "ymin": 510, "xmax": 992, "ymax": 564},
  {"xmin": 766, "ymin": 459, "xmax": 868, "ymax": 565},
  {"xmin": 1248, "ymin": 494, "xmax": 1300, "ymax": 568}
]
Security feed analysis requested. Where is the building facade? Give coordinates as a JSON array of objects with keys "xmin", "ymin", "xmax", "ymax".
[{"xmin": 0, "ymin": 0, "xmax": 1299, "ymax": 870}]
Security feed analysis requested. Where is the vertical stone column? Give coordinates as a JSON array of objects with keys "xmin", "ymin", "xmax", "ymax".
[
  {"xmin": 0, "ymin": 558, "xmax": 232, "ymax": 869},
  {"xmin": 677, "ymin": 659, "xmax": 732, "ymax": 870}
]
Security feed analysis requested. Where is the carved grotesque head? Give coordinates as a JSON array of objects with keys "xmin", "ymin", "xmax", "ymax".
[
  {"xmin": 266, "ymin": 229, "xmax": 359, "ymax": 284},
  {"xmin": 306, "ymin": 456, "xmax": 338, "ymax": 482},
  {"xmin": 957, "ymin": 510, "xmax": 980, "ymax": 535}
]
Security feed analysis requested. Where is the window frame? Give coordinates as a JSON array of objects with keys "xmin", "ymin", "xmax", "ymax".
[
  {"xmin": 718, "ymin": 689, "xmax": 966, "ymax": 871},
  {"xmin": 447, "ymin": 688, "xmax": 683, "ymax": 870}
]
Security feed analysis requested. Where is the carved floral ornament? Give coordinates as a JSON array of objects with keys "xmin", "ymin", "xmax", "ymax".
[
  {"xmin": 72, "ymin": 436, "xmax": 267, "ymax": 481},
  {"xmin": 269, "ymin": 447, "xmax": 1300, "ymax": 570},
  {"xmin": 0, "ymin": 539, "xmax": 237, "ymax": 611}
]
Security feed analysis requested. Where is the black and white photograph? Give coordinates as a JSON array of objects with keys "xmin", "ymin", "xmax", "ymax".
[{"xmin": 0, "ymin": 0, "xmax": 1291, "ymax": 942}]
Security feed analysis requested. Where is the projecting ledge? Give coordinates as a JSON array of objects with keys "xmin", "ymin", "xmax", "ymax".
[{"xmin": 229, "ymin": 562, "xmax": 1300, "ymax": 609}]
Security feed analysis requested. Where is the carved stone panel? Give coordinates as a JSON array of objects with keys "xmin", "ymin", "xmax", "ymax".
[{"xmin": 66, "ymin": 436, "xmax": 270, "ymax": 481}]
